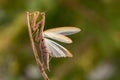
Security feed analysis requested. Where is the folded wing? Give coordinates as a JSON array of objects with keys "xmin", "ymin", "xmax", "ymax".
[
  {"xmin": 44, "ymin": 32, "xmax": 72, "ymax": 43},
  {"xmin": 44, "ymin": 27, "xmax": 81, "ymax": 35}
]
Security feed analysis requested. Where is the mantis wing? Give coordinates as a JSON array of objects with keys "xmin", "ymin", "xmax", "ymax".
[
  {"xmin": 45, "ymin": 38, "xmax": 73, "ymax": 57},
  {"xmin": 44, "ymin": 27, "xmax": 81, "ymax": 35},
  {"xmin": 44, "ymin": 32, "xmax": 72, "ymax": 43}
]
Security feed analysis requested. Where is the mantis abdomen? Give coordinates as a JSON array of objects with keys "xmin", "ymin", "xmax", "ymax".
[{"xmin": 39, "ymin": 32, "xmax": 50, "ymax": 70}]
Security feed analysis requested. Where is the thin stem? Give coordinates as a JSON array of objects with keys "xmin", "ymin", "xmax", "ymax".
[
  {"xmin": 40, "ymin": 12, "xmax": 45, "ymax": 32},
  {"xmin": 26, "ymin": 12, "xmax": 49, "ymax": 80}
]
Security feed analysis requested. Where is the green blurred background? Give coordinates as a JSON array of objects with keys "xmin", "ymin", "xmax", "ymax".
[{"xmin": 0, "ymin": 0, "xmax": 120, "ymax": 80}]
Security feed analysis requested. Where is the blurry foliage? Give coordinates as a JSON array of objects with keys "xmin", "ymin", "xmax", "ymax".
[{"xmin": 0, "ymin": 0, "xmax": 120, "ymax": 80}]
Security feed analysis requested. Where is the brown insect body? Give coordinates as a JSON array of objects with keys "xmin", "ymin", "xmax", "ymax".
[
  {"xmin": 39, "ymin": 13, "xmax": 50, "ymax": 70},
  {"xmin": 39, "ymin": 31, "xmax": 50, "ymax": 70},
  {"xmin": 30, "ymin": 12, "xmax": 50, "ymax": 70}
]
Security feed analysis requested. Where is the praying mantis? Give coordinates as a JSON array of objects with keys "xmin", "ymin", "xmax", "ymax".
[{"xmin": 26, "ymin": 11, "xmax": 81, "ymax": 80}]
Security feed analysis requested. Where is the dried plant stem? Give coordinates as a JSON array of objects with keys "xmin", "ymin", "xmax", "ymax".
[{"xmin": 26, "ymin": 12, "xmax": 49, "ymax": 80}]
